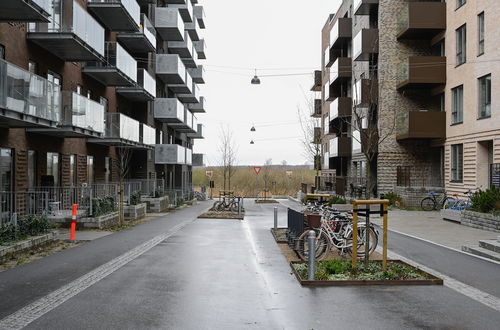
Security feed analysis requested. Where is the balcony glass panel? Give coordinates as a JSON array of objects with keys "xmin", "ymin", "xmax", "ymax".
[
  {"xmin": 141, "ymin": 14, "xmax": 156, "ymax": 48},
  {"xmin": 352, "ymin": 130, "xmax": 361, "ymax": 153},
  {"xmin": 329, "ymin": 137, "xmax": 338, "ymax": 156},
  {"xmin": 115, "ymin": 42, "xmax": 137, "ymax": 82},
  {"xmin": 141, "ymin": 124, "xmax": 155, "ymax": 145},
  {"xmin": 353, "ymin": 31, "xmax": 362, "ymax": 60},
  {"xmin": 61, "ymin": 92, "xmax": 104, "ymax": 133},
  {"xmin": 105, "ymin": 112, "xmax": 139, "ymax": 142},
  {"xmin": 29, "ymin": 0, "xmax": 105, "ymax": 56},
  {"xmin": 139, "ymin": 69, "xmax": 156, "ymax": 97},
  {"xmin": 34, "ymin": 0, "xmax": 52, "ymax": 13},
  {"xmin": 0, "ymin": 58, "xmax": 60, "ymax": 122}
]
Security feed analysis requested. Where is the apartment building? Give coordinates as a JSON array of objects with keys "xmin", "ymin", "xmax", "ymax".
[
  {"xmin": 312, "ymin": 0, "xmax": 449, "ymax": 203},
  {"xmin": 0, "ymin": 0, "xmax": 207, "ymax": 199},
  {"xmin": 444, "ymin": 0, "xmax": 500, "ymax": 194}
]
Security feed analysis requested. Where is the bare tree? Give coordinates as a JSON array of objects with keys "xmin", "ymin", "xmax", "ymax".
[
  {"xmin": 297, "ymin": 98, "xmax": 321, "ymax": 189},
  {"xmin": 218, "ymin": 125, "xmax": 238, "ymax": 194},
  {"xmin": 115, "ymin": 147, "xmax": 132, "ymax": 225},
  {"xmin": 261, "ymin": 159, "xmax": 273, "ymax": 200}
]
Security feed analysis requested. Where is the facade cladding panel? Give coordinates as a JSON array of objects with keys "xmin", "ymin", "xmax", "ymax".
[
  {"xmin": 0, "ymin": 0, "xmax": 207, "ymax": 195},
  {"xmin": 314, "ymin": 0, "xmax": 499, "ymax": 200}
]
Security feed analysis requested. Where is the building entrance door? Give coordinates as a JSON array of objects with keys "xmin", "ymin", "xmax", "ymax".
[{"xmin": 477, "ymin": 140, "xmax": 493, "ymax": 189}]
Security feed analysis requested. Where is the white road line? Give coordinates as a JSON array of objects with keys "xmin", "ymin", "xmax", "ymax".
[
  {"xmin": 377, "ymin": 247, "xmax": 500, "ymax": 313},
  {"xmin": 0, "ymin": 220, "xmax": 192, "ymax": 330}
]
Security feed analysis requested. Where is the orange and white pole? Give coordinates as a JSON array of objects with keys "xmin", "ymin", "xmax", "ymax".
[{"xmin": 70, "ymin": 204, "xmax": 78, "ymax": 242}]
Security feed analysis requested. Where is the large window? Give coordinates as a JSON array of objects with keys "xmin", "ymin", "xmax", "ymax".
[
  {"xmin": 451, "ymin": 144, "xmax": 463, "ymax": 182},
  {"xmin": 456, "ymin": 0, "xmax": 466, "ymax": 9},
  {"xmin": 46, "ymin": 152, "xmax": 59, "ymax": 186},
  {"xmin": 87, "ymin": 156, "xmax": 94, "ymax": 184},
  {"xmin": 478, "ymin": 74, "xmax": 491, "ymax": 119},
  {"xmin": 456, "ymin": 24, "xmax": 466, "ymax": 65},
  {"xmin": 69, "ymin": 155, "xmax": 77, "ymax": 186},
  {"xmin": 0, "ymin": 148, "xmax": 13, "ymax": 191},
  {"xmin": 452, "ymin": 85, "xmax": 464, "ymax": 124},
  {"xmin": 478, "ymin": 12, "xmax": 485, "ymax": 55},
  {"xmin": 28, "ymin": 151, "xmax": 36, "ymax": 189}
]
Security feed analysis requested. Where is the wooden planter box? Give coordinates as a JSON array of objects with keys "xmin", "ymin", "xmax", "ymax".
[
  {"xmin": 290, "ymin": 261, "xmax": 443, "ymax": 286},
  {"xmin": 142, "ymin": 196, "xmax": 169, "ymax": 213},
  {"xmin": 124, "ymin": 203, "xmax": 147, "ymax": 220}
]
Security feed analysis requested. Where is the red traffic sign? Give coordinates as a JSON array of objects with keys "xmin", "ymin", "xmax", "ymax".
[{"xmin": 253, "ymin": 166, "xmax": 262, "ymax": 175}]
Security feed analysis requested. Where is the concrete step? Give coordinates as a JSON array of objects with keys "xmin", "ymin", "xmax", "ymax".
[
  {"xmin": 462, "ymin": 245, "xmax": 500, "ymax": 263},
  {"xmin": 479, "ymin": 239, "xmax": 500, "ymax": 253}
]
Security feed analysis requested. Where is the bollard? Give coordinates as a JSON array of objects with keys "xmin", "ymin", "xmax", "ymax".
[
  {"xmin": 307, "ymin": 230, "xmax": 316, "ymax": 281},
  {"xmin": 70, "ymin": 204, "xmax": 78, "ymax": 242},
  {"xmin": 273, "ymin": 207, "xmax": 278, "ymax": 230}
]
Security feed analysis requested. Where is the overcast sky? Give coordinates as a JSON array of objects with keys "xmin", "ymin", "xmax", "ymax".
[{"xmin": 196, "ymin": 0, "xmax": 342, "ymax": 166}]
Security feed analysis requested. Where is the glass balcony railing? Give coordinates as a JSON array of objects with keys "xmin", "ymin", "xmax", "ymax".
[
  {"xmin": 28, "ymin": 0, "xmax": 105, "ymax": 56},
  {"xmin": 0, "ymin": 58, "xmax": 61, "ymax": 122},
  {"xmin": 138, "ymin": 69, "xmax": 156, "ymax": 97},
  {"xmin": 61, "ymin": 92, "xmax": 104, "ymax": 133},
  {"xmin": 185, "ymin": 109, "xmax": 193, "ymax": 129},
  {"xmin": 186, "ymin": 148, "xmax": 192, "ymax": 165},
  {"xmin": 105, "ymin": 112, "xmax": 140, "ymax": 143},
  {"xmin": 33, "ymin": 0, "xmax": 53, "ymax": 14},
  {"xmin": 141, "ymin": 123, "xmax": 156, "ymax": 145},
  {"xmin": 113, "ymin": 42, "xmax": 137, "ymax": 82},
  {"xmin": 141, "ymin": 13, "xmax": 156, "ymax": 49}
]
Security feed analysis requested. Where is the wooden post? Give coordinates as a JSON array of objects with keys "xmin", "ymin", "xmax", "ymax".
[
  {"xmin": 352, "ymin": 202, "xmax": 358, "ymax": 270},
  {"xmin": 383, "ymin": 201, "xmax": 388, "ymax": 271}
]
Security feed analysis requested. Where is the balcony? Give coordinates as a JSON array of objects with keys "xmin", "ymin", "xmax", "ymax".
[
  {"xmin": 156, "ymin": 54, "xmax": 192, "ymax": 94},
  {"xmin": 0, "ymin": 0, "xmax": 51, "ymax": 22},
  {"xmin": 0, "ymin": 58, "xmax": 60, "ymax": 128},
  {"xmin": 83, "ymin": 42, "xmax": 137, "ymax": 87},
  {"xmin": 311, "ymin": 99, "xmax": 322, "ymax": 118},
  {"xmin": 116, "ymin": 68, "xmax": 156, "ymax": 101},
  {"xmin": 27, "ymin": 0, "xmax": 105, "ymax": 61},
  {"xmin": 170, "ymin": 108, "xmax": 194, "ymax": 132},
  {"xmin": 193, "ymin": 5, "xmax": 205, "ymax": 28},
  {"xmin": 177, "ymin": 81, "xmax": 198, "ymax": 104},
  {"xmin": 186, "ymin": 148, "xmax": 192, "ymax": 165},
  {"xmin": 168, "ymin": 0, "xmax": 194, "ymax": 23},
  {"xmin": 353, "ymin": 29, "xmax": 379, "ymax": 61},
  {"xmin": 329, "ymin": 136, "xmax": 351, "ymax": 158},
  {"xmin": 168, "ymin": 31, "xmax": 197, "ymax": 68},
  {"xmin": 155, "ymin": 7, "xmax": 184, "ymax": 41},
  {"xmin": 140, "ymin": 123, "xmax": 156, "ymax": 145},
  {"xmin": 88, "ymin": 112, "xmax": 150, "ymax": 148},
  {"xmin": 155, "ymin": 144, "xmax": 187, "ymax": 165},
  {"xmin": 192, "ymin": 153, "xmax": 206, "ymax": 167},
  {"xmin": 185, "ymin": 18, "xmax": 200, "ymax": 41},
  {"xmin": 396, "ymin": 56, "xmax": 446, "ymax": 90},
  {"xmin": 188, "ymin": 96, "xmax": 205, "ymax": 113},
  {"xmin": 154, "ymin": 98, "xmax": 184, "ymax": 124},
  {"xmin": 311, "ymin": 70, "xmax": 322, "ymax": 92},
  {"xmin": 312, "ymin": 127, "xmax": 321, "ymax": 144},
  {"xmin": 330, "ymin": 17, "xmax": 352, "ymax": 50},
  {"xmin": 29, "ymin": 91, "xmax": 104, "ymax": 137},
  {"xmin": 353, "ymin": 78, "xmax": 378, "ymax": 106},
  {"xmin": 117, "ymin": 14, "xmax": 156, "ymax": 54},
  {"xmin": 397, "ymin": 2, "xmax": 446, "ymax": 40},
  {"xmin": 329, "ymin": 57, "xmax": 352, "ymax": 85},
  {"xmin": 396, "ymin": 111, "xmax": 446, "ymax": 141},
  {"xmin": 187, "ymin": 65, "xmax": 204, "ymax": 84},
  {"xmin": 87, "ymin": 0, "xmax": 140, "ymax": 32},
  {"xmin": 193, "ymin": 40, "xmax": 206, "ymax": 60},
  {"xmin": 329, "ymin": 97, "xmax": 352, "ymax": 121},
  {"xmin": 187, "ymin": 123, "xmax": 203, "ymax": 139},
  {"xmin": 353, "ymin": 0, "xmax": 379, "ymax": 16}
]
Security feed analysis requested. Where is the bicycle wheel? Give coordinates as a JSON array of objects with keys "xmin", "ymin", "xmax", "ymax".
[
  {"xmin": 346, "ymin": 226, "xmax": 378, "ymax": 257},
  {"xmin": 421, "ymin": 197, "xmax": 436, "ymax": 211},
  {"xmin": 442, "ymin": 197, "xmax": 457, "ymax": 209},
  {"xmin": 295, "ymin": 230, "xmax": 330, "ymax": 262},
  {"xmin": 212, "ymin": 201, "xmax": 221, "ymax": 210},
  {"xmin": 228, "ymin": 202, "xmax": 239, "ymax": 212}
]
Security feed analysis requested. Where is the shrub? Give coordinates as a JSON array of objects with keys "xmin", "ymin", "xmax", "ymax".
[
  {"xmin": 129, "ymin": 191, "xmax": 142, "ymax": 206},
  {"xmin": 328, "ymin": 196, "xmax": 347, "ymax": 205},
  {"xmin": 470, "ymin": 187, "xmax": 500, "ymax": 214},
  {"xmin": 90, "ymin": 195, "xmax": 117, "ymax": 217},
  {"xmin": 383, "ymin": 191, "xmax": 402, "ymax": 206},
  {"xmin": 0, "ymin": 215, "xmax": 50, "ymax": 245}
]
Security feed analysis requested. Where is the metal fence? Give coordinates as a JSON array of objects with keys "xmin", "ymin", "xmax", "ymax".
[
  {"xmin": 0, "ymin": 191, "xmax": 50, "ymax": 225},
  {"xmin": 396, "ymin": 166, "xmax": 443, "ymax": 188}
]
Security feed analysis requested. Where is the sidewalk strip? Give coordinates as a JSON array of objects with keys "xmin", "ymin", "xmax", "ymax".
[
  {"xmin": 378, "ymin": 248, "xmax": 500, "ymax": 313},
  {"xmin": 0, "ymin": 220, "xmax": 193, "ymax": 330}
]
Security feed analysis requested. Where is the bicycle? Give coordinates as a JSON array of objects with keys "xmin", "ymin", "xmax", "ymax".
[
  {"xmin": 446, "ymin": 189, "xmax": 474, "ymax": 210},
  {"xmin": 212, "ymin": 195, "xmax": 239, "ymax": 212},
  {"xmin": 295, "ymin": 208, "xmax": 378, "ymax": 261},
  {"xmin": 420, "ymin": 192, "xmax": 457, "ymax": 211}
]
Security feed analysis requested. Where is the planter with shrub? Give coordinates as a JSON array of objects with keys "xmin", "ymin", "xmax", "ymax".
[{"xmin": 459, "ymin": 187, "xmax": 500, "ymax": 232}]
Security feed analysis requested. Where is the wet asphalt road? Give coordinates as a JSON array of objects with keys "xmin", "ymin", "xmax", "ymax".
[{"xmin": 2, "ymin": 200, "xmax": 500, "ymax": 329}]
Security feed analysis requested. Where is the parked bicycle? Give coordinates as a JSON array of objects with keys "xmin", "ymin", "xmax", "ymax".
[
  {"xmin": 212, "ymin": 195, "xmax": 240, "ymax": 212},
  {"xmin": 295, "ymin": 205, "xmax": 378, "ymax": 261},
  {"xmin": 420, "ymin": 192, "xmax": 457, "ymax": 211}
]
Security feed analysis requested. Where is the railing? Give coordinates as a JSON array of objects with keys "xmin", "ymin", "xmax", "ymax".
[
  {"xmin": 287, "ymin": 208, "xmax": 305, "ymax": 249},
  {"xmin": 141, "ymin": 13, "xmax": 156, "ymax": 49},
  {"xmin": 60, "ymin": 91, "xmax": 105, "ymax": 133},
  {"xmin": 33, "ymin": 0, "xmax": 52, "ymax": 13},
  {"xmin": 140, "ymin": 123, "xmax": 156, "ymax": 145},
  {"xmin": 28, "ymin": 0, "xmax": 105, "ymax": 56},
  {"xmin": 138, "ymin": 68, "xmax": 156, "ymax": 97},
  {"xmin": 105, "ymin": 112, "xmax": 140, "ymax": 143},
  {"xmin": 396, "ymin": 166, "xmax": 443, "ymax": 188},
  {"xmin": 0, "ymin": 58, "xmax": 61, "ymax": 122},
  {"xmin": 109, "ymin": 41, "xmax": 137, "ymax": 82},
  {"xmin": 0, "ymin": 191, "xmax": 49, "ymax": 225},
  {"xmin": 129, "ymin": 179, "xmax": 165, "ymax": 197}
]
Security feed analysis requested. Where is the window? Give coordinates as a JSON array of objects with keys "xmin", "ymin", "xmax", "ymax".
[
  {"xmin": 452, "ymin": 85, "xmax": 464, "ymax": 124},
  {"xmin": 0, "ymin": 148, "xmax": 13, "ymax": 191},
  {"xmin": 478, "ymin": 74, "xmax": 491, "ymax": 119},
  {"xmin": 46, "ymin": 152, "xmax": 59, "ymax": 186},
  {"xmin": 0, "ymin": 44, "xmax": 4, "ymax": 59},
  {"xmin": 28, "ymin": 151, "xmax": 36, "ymax": 189},
  {"xmin": 69, "ymin": 155, "xmax": 77, "ymax": 186},
  {"xmin": 456, "ymin": 0, "xmax": 466, "ymax": 9},
  {"xmin": 451, "ymin": 144, "xmax": 463, "ymax": 182},
  {"xmin": 439, "ymin": 93, "xmax": 445, "ymax": 112},
  {"xmin": 28, "ymin": 61, "xmax": 37, "ymax": 74},
  {"xmin": 456, "ymin": 25, "xmax": 466, "ymax": 65},
  {"xmin": 478, "ymin": 12, "xmax": 485, "ymax": 55},
  {"xmin": 105, "ymin": 157, "xmax": 112, "ymax": 183},
  {"xmin": 87, "ymin": 156, "xmax": 94, "ymax": 184}
]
